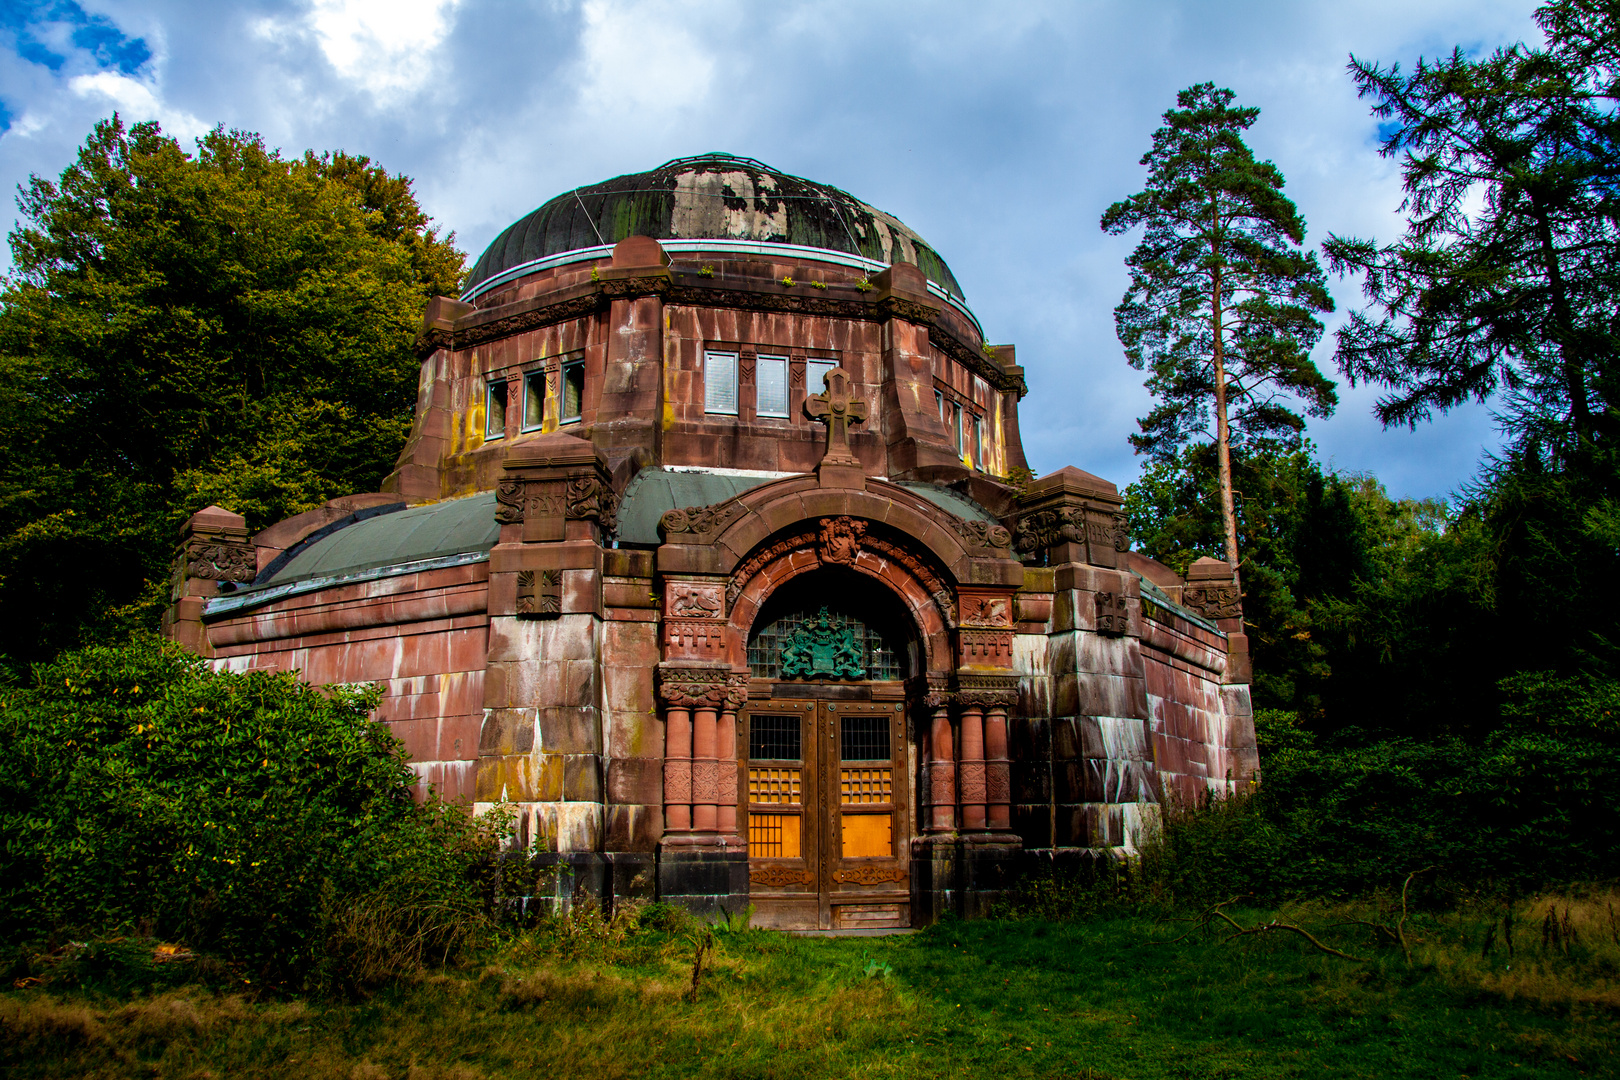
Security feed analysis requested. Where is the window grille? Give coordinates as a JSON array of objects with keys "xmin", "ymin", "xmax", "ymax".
[
  {"xmin": 749, "ymin": 714, "xmax": 801, "ymax": 760},
  {"xmin": 704, "ymin": 351, "xmax": 738, "ymax": 414},
  {"xmin": 757, "ymin": 355, "xmax": 789, "ymax": 417},
  {"xmin": 840, "ymin": 716, "xmax": 891, "ymax": 762},
  {"xmin": 747, "ymin": 609, "xmax": 902, "ymax": 680}
]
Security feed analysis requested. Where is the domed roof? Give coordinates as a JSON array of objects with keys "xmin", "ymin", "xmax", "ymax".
[{"xmin": 465, "ymin": 153, "xmax": 966, "ymax": 302}]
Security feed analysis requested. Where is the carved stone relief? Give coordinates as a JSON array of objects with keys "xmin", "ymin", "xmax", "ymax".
[
  {"xmin": 1181, "ymin": 585, "xmax": 1242, "ymax": 621},
  {"xmin": 516, "ymin": 569, "xmax": 562, "ymax": 617},
  {"xmin": 184, "ymin": 541, "xmax": 257, "ymax": 583},
  {"xmin": 1095, "ymin": 591, "xmax": 1128, "ymax": 636},
  {"xmin": 659, "ymin": 498, "xmax": 748, "ymax": 539},
  {"xmin": 817, "ymin": 516, "xmax": 867, "ymax": 566}
]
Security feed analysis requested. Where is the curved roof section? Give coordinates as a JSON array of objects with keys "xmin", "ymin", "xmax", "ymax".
[
  {"xmin": 265, "ymin": 492, "xmax": 499, "ymax": 585},
  {"xmin": 466, "ymin": 153, "xmax": 966, "ymax": 302}
]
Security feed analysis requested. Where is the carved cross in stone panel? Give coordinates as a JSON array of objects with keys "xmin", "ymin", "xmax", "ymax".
[{"xmin": 804, "ymin": 367, "xmax": 866, "ymax": 467}]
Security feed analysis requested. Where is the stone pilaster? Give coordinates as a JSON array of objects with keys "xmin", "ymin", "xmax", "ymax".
[{"xmin": 162, "ymin": 505, "xmax": 257, "ymax": 658}]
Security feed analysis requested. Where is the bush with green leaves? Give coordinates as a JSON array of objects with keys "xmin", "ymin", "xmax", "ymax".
[
  {"xmin": 1134, "ymin": 673, "xmax": 1620, "ymax": 906},
  {"xmin": 0, "ymin": 637, "xmax": 500, "ymax": 989}
]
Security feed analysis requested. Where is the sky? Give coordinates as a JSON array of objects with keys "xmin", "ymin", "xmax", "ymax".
[{"xmin": 0, "ymin": 0, "xmax": 1546, "ymax": 502}]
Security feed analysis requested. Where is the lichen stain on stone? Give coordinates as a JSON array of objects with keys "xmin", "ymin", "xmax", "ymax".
[{"xmin": 673, "ymin": 170, "xmax": 788, "ymax": 242}]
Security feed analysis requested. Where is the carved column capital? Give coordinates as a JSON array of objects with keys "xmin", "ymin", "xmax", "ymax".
[
  {"xmin": 656, "ymin": 664, "xmax": 733, "ymax": 709},
  {"xmin": 954, "ymin": 673, "xmax": 1020, "ymax": 709}
]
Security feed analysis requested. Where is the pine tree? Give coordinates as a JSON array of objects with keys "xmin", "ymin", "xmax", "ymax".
[{"xmin": 1102, "ymin": 83, "xmax": 1336, "ymax": 571}]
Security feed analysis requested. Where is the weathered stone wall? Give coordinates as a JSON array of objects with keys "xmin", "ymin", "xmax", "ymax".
[
  {"xmin": 208, "ymin": 562, "xmax": 490, "ymax": 802},
  {"xmin": 1011, "ymin": 560, "xmax": 1256, "ymax": 856}
]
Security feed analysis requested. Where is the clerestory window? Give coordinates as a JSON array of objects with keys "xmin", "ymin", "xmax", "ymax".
[
  {"xmin": 704, "ymin": 350, "xmax": 738, "ymax": 415},
  {"xmin": 561, "ymin": 361, "xmax": 584, "ymax": 423}
]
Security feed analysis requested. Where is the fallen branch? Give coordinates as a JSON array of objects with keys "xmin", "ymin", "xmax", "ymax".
[
  {"xmin": 1397, "ymin": 867, "xmax": 1436, "ymax": 965},
  {"xmin": 1213, "ymin": 916, "xmax": 1367, "ymax": 963}
]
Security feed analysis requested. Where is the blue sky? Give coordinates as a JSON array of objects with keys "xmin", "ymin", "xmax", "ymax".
[{"xmin": 0, "ymin": 0, "xmax": 1543, "ymax": 501}]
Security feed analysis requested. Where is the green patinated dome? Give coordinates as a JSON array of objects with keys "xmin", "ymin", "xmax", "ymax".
[{"xmin": 465, "ymin": 153, "xmax": 966, "ymax": 301}]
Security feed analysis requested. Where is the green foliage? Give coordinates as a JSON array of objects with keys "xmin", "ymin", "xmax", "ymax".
[
  {"xmin": 0, "ymin": 117, "xmax": 465, "ymax": 666},
  {"xmin": 1130, "ymin": 672, "xmax": 1620, "ymax": 905},
  {"xmin": 0, "ymin": 637, "xmax": 499, "ymax": 990},
  {"xmin": 1326, "ymin": 0, "xmax": 1620, "ymax": 454},
  {"xmin": 1101, "ymin": 82, "xmax": 1336, "ymax": 494}
]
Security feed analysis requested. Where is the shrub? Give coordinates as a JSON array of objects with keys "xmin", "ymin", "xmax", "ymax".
[{"xmin": 0, "ymin": 637, "xmax": 500, "ymax": 989}]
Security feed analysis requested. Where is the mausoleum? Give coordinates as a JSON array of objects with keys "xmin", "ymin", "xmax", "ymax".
[{"xmin": 164, "ymin": 153, "xmax": 1258, "ymax": 929}]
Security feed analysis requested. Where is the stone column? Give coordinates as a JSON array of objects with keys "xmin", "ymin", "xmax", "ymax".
[
  {"xmin": 717, "ymin": 674, "xmax": 747, "ymax": 838},
  {"xmin": 983, "ymin": 701, "xmax": 1012, "ymax": 833},
  {"xmin": 662, "ymin": 699, "xmax": 693, "ymax": 834},
  {"xmin": 922, "ymin": 680, "xmax": 956, "ymax": 834},
  {"xmin": 957, "ymin": 701, "xmax": 987, "ymax": 832}
]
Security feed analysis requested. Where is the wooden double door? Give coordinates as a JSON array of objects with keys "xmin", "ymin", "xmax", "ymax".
[{"xmin": 740, "ymin": 696, "xmax": 912, "ymax": 929}]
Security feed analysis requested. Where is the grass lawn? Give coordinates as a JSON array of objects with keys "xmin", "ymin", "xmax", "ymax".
[{"xmin": 3, "ymin": 899, "xmax": 1616, "ymax": 1079}]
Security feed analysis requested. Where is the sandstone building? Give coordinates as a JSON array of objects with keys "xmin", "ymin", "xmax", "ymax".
[{"xmin": 165, "ymin": 154, "xmax": 1257, "ymax": 929}]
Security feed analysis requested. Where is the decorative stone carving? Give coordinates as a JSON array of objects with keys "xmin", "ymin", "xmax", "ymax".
[
  {"xmin": 750, "ymin": 866, "xmax": 815, "ymax": 887},
  {"xmin": 659, "ymin": 498, "xmax": 748, "ymax": 540},
  {"xmin": 949, "ymin": 517, "xmax": 1014, "ymax": 551},
  {"xmin": 956, "ymin": 675, "xmax": 1019, "ymax": 708},
  {"xmin": 566, "ymin": 475, "xmax": 618, "ymax": 535},
  {"xmin": 663, "ymin": 759, "xmax": 692, "ymax": 803},
  {"xmin": 922, "ymin": 673, "xmax": 954, "ymax": 710},
  {"xmin": 957, "ymin": 628, "xmax": 1013, "ymax": 667},
  {"xmin": 516, "ymin": 569, "xmax": 562, "ymax": 617},
  {"xmin": 960, "ymin": 596, "xmax": 1012, "ymax": 628},
  {"xmin": 184, "ymin": 541, "xmax": 257, "ymax": 583},
  {"xmin": 1181, "ymin": 585, "xmax": 1242, "ymax": 621},
  {"xmin": 669, "ymin": 583, "xmax": 724, "ymax": 619},
  {"xmin": 1095, "ymin": 591, "xmax": 1128, "ymax": 636},
  {"xmin": 691, "ymin": 759, "xmax": 723, "ymax": 803},
  {"xmin": 804, "ymin": 367, "xmax": 867, "ymax": 467},
  {"xmin": 664, "ymin": 620, "xmax": 727, "ymax": 651},
  {"xmin": 780, "ymin": 608, "xmax": 866, "ymax": 680},
  {"xmin": 495, "ymin": 478, "xmax": 525, "ymax": 525},
  {"xmin": 833, "ymin": 866, "xmax": 908, "ymax": 885},
  {"xmin": 958, "ymin": 761, "xmax": 987, "ymax": 803},
  {"xmin": 727, "ymin": 533, "xmax": 816, "ymax": 607},
  {"xmin": 817, "ymin": 516, "xmax": 867, "ymax": 566},
  {"xmin": 1014, "ymin": 507, "xmax": 1085, "ymax": 556},
  {"xmin": 927, "ymin": 761, "xmax": 957, "ymax": 806},
  {"xmin": 986, "ymin": 763, "xmax": 1011, "ymax": 803},
  {"xmin": 657, "ymin": 666, "xmax": 731, "ymax": 709}
]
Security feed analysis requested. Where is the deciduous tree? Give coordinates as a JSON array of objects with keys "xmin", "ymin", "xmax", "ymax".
[{"xmin": 0, "ymin": 116, "xmax": 463, "ymax": 665}]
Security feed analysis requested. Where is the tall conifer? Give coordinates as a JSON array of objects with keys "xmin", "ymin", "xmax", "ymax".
[{"xmin": 1103, "ymin": 84, "xmax": 1336, "ymax": 571}]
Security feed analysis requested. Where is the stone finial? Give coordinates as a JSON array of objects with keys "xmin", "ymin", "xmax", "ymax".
[
  {"xmin": 175, "ymin": 506, "xmax": 256, "ymax": 589},
  {"xmin": 1013, "ymin": 467, "xmax": 1127, "ymax": 569},
  {"xmin": 1182, "ymin": 557, "xmax": 1242, "ymax": 624}
]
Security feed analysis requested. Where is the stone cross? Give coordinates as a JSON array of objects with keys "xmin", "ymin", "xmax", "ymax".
[{"xmin": 804, "ymin": 367, "xmax": 867, "ymax": 467}]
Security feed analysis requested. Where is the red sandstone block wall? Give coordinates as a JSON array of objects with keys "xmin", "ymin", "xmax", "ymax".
[{"xmin": 208, "ymin": 565, "xmax": 491, "ymax": 803}]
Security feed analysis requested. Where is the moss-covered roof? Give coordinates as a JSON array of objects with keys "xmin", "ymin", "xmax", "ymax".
[{"xmin": 466, "ymin": 153, "xmax": 966, "ymax": 301}]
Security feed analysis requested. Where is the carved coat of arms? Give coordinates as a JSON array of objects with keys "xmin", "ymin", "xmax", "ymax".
[{"xmin": 780, "ymin": 607, "xmax": 866, "ymax": 680}]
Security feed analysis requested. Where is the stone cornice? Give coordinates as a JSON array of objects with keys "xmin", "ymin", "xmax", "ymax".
[{"xmin": 419, "ymin": 272, "xmax": 1026, "ymax": 397}]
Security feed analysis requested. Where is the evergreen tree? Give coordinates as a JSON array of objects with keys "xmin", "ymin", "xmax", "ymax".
[
  {"xmin": 1324, "ymin": 0, "xmax": 1620, "ymax": 455},
  {"xmin": 1102, "ymin": 83, "xmax": 1337, "ymax": 571},
  {"xmin": 0, "ymin": 117, "xmax": 464, "ymax": 665}
]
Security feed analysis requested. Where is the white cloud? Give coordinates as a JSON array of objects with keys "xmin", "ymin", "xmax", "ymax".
[
  {"xmin": 67, "ymin": 72, "xmax": 208, "ymax": 141},
  {"xmin": 575, "ymin": 0, "xmax": 716, "ymax": 119},
  {"xmin": 289, "ymin": 0, "xmax": 463, "ymax": 104}
]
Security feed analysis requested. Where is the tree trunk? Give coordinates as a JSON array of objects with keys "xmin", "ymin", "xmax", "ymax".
[
  {"xmin": 1211, "ymin": 265, "xmax": 1241, "ymax": 573},
  {"xmin": 1530, "ymin": 201, "xmax": 1591, "ymax": 443}
]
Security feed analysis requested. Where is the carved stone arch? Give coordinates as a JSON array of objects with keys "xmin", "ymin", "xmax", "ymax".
[
  {"xmin": 724, "ymin": 519, "xmax": 957, "ymax": 676},
  {"xmin": 663, "ymin": 476, "xmax": 1004, "ymax": 581}
]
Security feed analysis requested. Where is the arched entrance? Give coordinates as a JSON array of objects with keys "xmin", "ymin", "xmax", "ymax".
[{"xmin": 740, "ymin": 570, "xmax": 918, "ymax": 929}]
